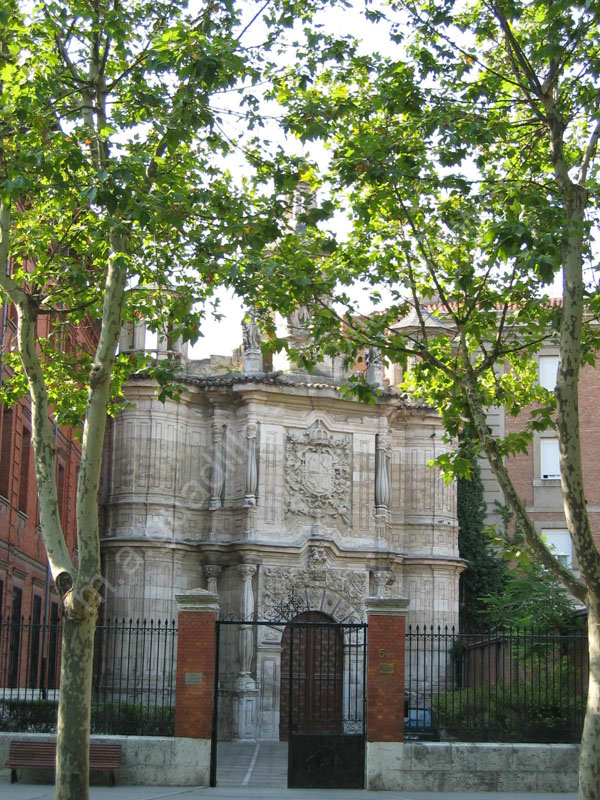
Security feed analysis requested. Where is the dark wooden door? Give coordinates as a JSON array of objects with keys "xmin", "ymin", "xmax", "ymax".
[
  {"xmin": 282, "ymin": 613, "xmax": 366, "ymax": 789},
  {"xmin": 280, "ymin": 611, "xmax": 343, "ymax": 740}
]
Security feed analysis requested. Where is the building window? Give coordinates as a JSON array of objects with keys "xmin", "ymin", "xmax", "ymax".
[
  {"xmin": 29, "ymin": 595, "xmax": 42, "ymax": 689},
  {"xmin": 0, "ymin": 407, "xmax": 13, "ymax": 499},
  {"xmin": 18, "ymin": 426, "xmax": 31, "ymax": 514},
  {"xmin": 8, "ymin": 586, "xmax": 22, "ymax": 688},
  {"xmin": 48, "ymin": 601, "xmax": 59, "ymax": 689},
  {"xmin": 539, "ymin": 355, "xmax": 559, "ymax": 391},
  {"xmin": 540, "ymin": 438, "xmax": 560, "ymax": 480},
  {"xmin": 7, "ymin": 301, "xmax": 17, "ymax": 328},
  {"xmin": 542, "ymin": 529, "xmax": 573, "ymax": 568}
]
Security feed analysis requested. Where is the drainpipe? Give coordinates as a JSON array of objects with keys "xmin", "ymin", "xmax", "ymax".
[{"xmin": 0, "ymin": 255, "xmax": 9, "ymax": 388}]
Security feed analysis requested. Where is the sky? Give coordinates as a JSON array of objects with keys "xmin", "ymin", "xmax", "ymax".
[
  {"xmin": 187, "ymin": 0, "xmax": 568, "ymax": 361},
  {"xmin": 189, "ymin": 1, "xmax": 396, "ymax": 360}
]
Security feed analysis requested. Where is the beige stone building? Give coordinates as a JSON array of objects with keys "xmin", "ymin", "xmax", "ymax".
[{"xmin": 99, "ymin": 314, "xmax": 463, "ymax": 739}]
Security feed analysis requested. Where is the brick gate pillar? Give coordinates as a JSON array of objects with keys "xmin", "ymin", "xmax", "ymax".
[
  {"xmin": 366, "ymin": 596, "xmax": 409, "ymax": 787},
  {"xmin": 174, "ymin": 588, "xmax": 219, "ymax": 740}
]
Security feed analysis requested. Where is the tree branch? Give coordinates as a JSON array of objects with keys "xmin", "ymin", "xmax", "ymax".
[
  {"xmin": 459, "ymin": 328, "xmax": 587, "ymax": 602},
  {"xmin": 16, "ymin": 300, "xmax": 75, "ymax": 593},
  {"xmin": 579, "ymin": 117, "xmax": 600, "ymax": 185},
  {"xmin": 74, "ymin": 228, "xmax": 128, "ymax": 603}
]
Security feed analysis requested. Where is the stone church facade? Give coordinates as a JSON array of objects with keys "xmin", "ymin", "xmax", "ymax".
[{"xmin": 99, "ymin": 315, "xmax": 463, "ymax": 739}]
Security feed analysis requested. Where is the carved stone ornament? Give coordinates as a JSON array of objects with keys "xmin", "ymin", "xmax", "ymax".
[
  {"xmin": 288, "ymin": 305, "xmax": 311, "ymax": 340},
  {"xmin": 242, "ymin": 309, "xmax": 262, "ymax": 352},
  {"xmin": 285, "ymin": 420, "xmax": 351, "ymax": 523},
  {"xmin": 308, "ymin": 545, "xmax": 328, "ymax": 569},
  {"xmin": 261, "ymin": 566, "xmax": 367, "ymax": 622},
  {"xmin": 204, "ymin": 564, "xmax": 222, "ymax": 595},
  {"xmin": 373, "ymin": 570, "xmax": 396, "ymax": 598}
]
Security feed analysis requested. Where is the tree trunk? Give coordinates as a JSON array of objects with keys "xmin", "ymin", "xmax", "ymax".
[
  {"xmin": 55, "ymin": 604, "xmax": 97, "ymax": 800},
  {"xmin": 580, "ymin": 601, "xmax": 600, "ymax": 800}
]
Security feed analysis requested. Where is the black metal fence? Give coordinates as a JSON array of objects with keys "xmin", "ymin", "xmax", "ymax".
[
  {"xmin": 0, "ymin": 616, "xmax": 177, "ymax": 736},
  {"xmin": 406, "ymin": 625, "xmax": 588, "ymax": 743}
]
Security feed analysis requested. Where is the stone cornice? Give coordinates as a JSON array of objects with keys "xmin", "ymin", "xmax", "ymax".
[
  {"xmin": 100, "ymin": 536, "xmax": 467, "ymax": 572},
  {"xmin": 366, "ymin": 596, "xmax": 410, "ymax": 616},
  {"xmin": 175, "ymin": 588, "xmax": 219, "ymax": 613}
]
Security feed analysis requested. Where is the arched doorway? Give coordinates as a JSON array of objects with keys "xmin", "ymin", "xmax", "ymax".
[{"xmin": 279, "ymin": 611, "xmax": 343, "ymax": 741}]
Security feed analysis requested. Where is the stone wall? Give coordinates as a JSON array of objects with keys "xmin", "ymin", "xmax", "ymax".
[
  {"xmin": 1, "ymin": 734, "xmax": 579, "ymax": 791},
  {"xmin": 0, "ymin": 733, "xmax": 211, "ymax": 786},
  {"xmin": 366, "ymin": 741, "xmax": 579, "ymax": 793}
]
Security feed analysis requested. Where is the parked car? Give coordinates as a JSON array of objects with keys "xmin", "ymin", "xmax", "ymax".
[{"xmin": 403, "ymin": 706, "xmax": 440, "ymax": 741}]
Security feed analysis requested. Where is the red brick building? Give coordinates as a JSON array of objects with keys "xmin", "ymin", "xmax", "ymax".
[
  {"xmin": 388, "ymin": 298, "xmax": 600, "ymax": 577},
  {"xmin": 483, "ymin": 341, "xmax": 600, "ymax": 574},
  {"xmin": 0, "ymin": 301, "xmax": 96, "ymax": 688}
]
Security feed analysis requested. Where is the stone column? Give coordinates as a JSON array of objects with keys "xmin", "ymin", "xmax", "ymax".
[
  {"xmin": 375, "ymin": 433, "xmax": 391, "ymax": 512},
  {"xmin": 174, "ymin": 588, "xmax": 219, "ymax": 757},
  {"xmin": 237, "ymin": 564, "xmax": 257, "ymax": 677},
  {"xmin": 204, "ymin": 565, "xmax": 221, "ymax": 596},
  {"xmin": 234, "ymin": 564, "xmax": 259, "ymax": 738},
  {"xmin": 209, "ymin": 421, "xmax": 225, "ymax": 510},
  {"xmin": 244, "ymin": 422, "xmax": 258, "ymax": 507},
  {"xmin": 374, "ymin": 433, "xmax": 391, "ymax": 547},
  {"xmin": 365, "ymin": 596, "xmax": 409, "ymax": 790}
]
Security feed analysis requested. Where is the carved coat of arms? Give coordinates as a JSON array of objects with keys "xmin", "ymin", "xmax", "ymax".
[{"xmin": 285, "ymin": 420, "xmax": 351, "ymax": 523}]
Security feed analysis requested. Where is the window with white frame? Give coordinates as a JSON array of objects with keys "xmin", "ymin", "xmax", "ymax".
[
  {"xmin": 539, "ymin": 355, "xmax": 559, "ymax": 391},
  {"xmin": 540, "ymin": 438, "xmax": 560, "ymax": 479},
  {"xmin": 542, "ymin": 529, "xmax": 573, "ymax": 568}
]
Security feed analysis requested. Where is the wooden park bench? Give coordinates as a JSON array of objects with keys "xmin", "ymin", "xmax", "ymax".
[{"xmin": 6, "ymin": 740, "xmax": 121, "ymax": 786}]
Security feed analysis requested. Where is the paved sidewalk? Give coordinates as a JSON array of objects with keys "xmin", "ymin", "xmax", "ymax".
[{"xmin": 0, "ymin": 787, "xmax": 580, "ymax": 800}]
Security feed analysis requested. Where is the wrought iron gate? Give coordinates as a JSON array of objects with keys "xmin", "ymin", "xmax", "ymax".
[
  {"xmin": 285, "ymin": 614, "xmax": 367, "ymax": 789},
  {"xmin": 211, "ymin": 599, "xmax": 367, "ymax": 790}
]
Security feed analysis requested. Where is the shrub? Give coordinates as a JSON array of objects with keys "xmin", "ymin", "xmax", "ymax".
[
  {"xmin": 0, "ymin": 699, "xmax": 174, "ymax": 737},
  {"xmin": 91, "ymin": 702, "xmax": 175, "ymax": 737},
  {"xmin": 433, "ymin": 675, "xmax": 585, "ymax": 743},
  {"xmin": 0, "ymin": 699, "xmax": 58, "ymax": 732}
]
